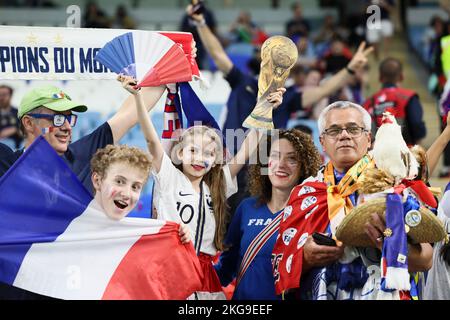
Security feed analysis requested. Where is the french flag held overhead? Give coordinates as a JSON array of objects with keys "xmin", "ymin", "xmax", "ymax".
[{"xmin": 0, "ymin": 137, "xmax": 203, "ymax": 299}]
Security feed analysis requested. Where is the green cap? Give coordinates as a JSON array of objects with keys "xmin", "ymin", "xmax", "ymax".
[{"xmin": 19, "ymin": 85, "xmax": 88, "ymax": 118}]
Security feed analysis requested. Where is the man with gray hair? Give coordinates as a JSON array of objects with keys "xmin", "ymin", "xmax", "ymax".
[{"xmin": 272, "ymin": 101, "xmax": 433, "ymax": 299}]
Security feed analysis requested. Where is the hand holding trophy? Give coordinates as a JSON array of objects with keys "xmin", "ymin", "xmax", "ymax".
[{"xmin": 243, "ymin": 36, "xmax": 298, "ymax": 129}]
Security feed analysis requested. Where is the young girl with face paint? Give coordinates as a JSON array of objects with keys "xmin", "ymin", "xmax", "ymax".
[
  {"xmin": 118, "ymin": 75, "xmax": 285, "ymax": 299},
  {"xmin": 215, "ymin": 130, "xmax": 322, "ymax": 299},
  {"xmin": 90, "ymin": 144, "xmax": 190, "ymax": 244}
]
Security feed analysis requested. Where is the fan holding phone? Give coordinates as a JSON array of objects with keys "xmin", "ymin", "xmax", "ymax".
[{"xmin": 272, "ymin": 102, "xmax": 433, "ymax": 300}]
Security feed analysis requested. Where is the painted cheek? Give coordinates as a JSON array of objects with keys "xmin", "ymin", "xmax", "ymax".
[
  {"xmin": 130, "ymin": 193, "xmax": 139, "ymax": 206},
  {"xmin": 109, "ymin": 188, "xmax": 118, "ymax": 199}
]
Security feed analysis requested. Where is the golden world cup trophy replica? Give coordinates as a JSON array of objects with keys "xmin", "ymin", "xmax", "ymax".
[{"xmin": 243, "ymin": 36, "xmax": 298, "ymax": 129}]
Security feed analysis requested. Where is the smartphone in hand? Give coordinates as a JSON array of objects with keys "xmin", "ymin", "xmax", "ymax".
[{"xmin": 312, "ymin": 232, "xmax": 337, "ymax": 247}]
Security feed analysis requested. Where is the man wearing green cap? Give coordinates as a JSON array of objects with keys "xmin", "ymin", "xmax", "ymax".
[{"xmin": 0, "ymin": 84, "xmax": 166, "ymax": 195}]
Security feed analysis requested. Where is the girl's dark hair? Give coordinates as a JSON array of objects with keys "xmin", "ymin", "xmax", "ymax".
[{"xmin": 248, "ymin": 129, "xmax": 322, "ymax": 205}]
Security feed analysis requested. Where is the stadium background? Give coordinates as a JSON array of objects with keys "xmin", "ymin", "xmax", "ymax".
[{"xmin": 0, "ymin": 0, "xmax": 447, "ymax": 217}]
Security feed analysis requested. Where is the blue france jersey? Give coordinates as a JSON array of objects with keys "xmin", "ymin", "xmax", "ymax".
[{"xmin": 215, "ymin": 197, "xmax": 281, "ymax": 300}]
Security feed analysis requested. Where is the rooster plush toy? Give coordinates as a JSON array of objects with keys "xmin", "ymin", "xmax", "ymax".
[{"xmin": 372, "ymin": 112, "xmax": 419, "ymax": 185}]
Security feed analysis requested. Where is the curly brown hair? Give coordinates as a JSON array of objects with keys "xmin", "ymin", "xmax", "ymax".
[
  {"xmin": 90, "ymin": 145, "xmax": 152, "ymax": 183},
  {"xmin": 248, "ymin": 129, "xmax": 322, "ymax": 205}
]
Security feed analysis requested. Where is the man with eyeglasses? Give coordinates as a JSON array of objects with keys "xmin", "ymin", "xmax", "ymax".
[
  {"xmin": 0, "ymin": 84, "xmax": 166, "ymax": 198},
  {"xmin": 272, "ymin": 101, "xmax": 432, "ymax": 300}
]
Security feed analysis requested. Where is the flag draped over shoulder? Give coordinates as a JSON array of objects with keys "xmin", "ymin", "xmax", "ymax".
[
  {"xmin": 272, "ymin": 182, "xmax": 330, "ymax": 295},
  {"xmin": 0, "ymin": 137, "xmax": 203, "ymax": 300}
]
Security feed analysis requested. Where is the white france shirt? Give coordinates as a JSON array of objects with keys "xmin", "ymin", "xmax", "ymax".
[{"xmin": 152, "ymin": 153, "xmax": 238, "ymax": 256}]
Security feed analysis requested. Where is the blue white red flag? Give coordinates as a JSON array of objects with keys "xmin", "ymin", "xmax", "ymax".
[{"xmin": 0, "ymin": 137, "xmax": 203, "ymax": 299}]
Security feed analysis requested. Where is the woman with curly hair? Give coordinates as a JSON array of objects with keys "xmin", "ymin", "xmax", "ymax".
[{"xmin": 214, "ymin": 129, "xmax": 322, "ymax": 300}]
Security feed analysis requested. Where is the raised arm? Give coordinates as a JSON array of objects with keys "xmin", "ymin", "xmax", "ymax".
[
  {"xmin": 107, "ymin": 85, "xmax": 165, "ymax": 144},
  {"xmin": 228, "ymin": 88, "xmax": 285, "ymax": 179},
  {"xmin": 302, "ymin": 42, "xmax": 373, "ymax": 106},
  {"xmin": 117, "ymin": 75, "xmax": 165, "ymax": 172},
  {"xmin": 186, "ymin": 5, "xmax": 233, "ymax": 75},
  {"xmin": 427, "ymin": 113, "xmax": 450, "ymax": 175}
]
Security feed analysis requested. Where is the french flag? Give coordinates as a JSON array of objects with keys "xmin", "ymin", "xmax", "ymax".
[
  {"xmin": 0, "ymin": 137, "xmax": 203, "ymax": 300},
  {"xmin": 440, "ymin": 182, "xmax": 450, "ymax": 218}
]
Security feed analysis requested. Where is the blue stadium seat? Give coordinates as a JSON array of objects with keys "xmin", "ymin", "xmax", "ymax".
[{"xmin": 226, "ymin": 43, "xmax": 255, "ymax": 56}]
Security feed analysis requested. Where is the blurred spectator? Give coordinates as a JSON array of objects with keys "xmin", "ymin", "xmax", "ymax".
[
  {"xmin": 285, "ymin": 2, "xmax": 311, "ymax": 39},
  {"xmin": 229, "ymin": 11, "xmax": 255, "ymax": 44},
  {"xmin": 180, "ymin": 1, "xmax": 217, "ymax": 70},
  {"xmin": 312, "ymin": 14, "xmax": 349, "ymax": 51},
  {"xmin": 423, "ymin": 16, "xmax": 445, "ymax": 64},
  {"xmin": 228, "ymin": 11, "xmax": 268, "ymax": 46},
  {"xmin": 301, "ymin": 68, "xmax": 329, "ymax": 120},
  {"xmin": 83, "ymin": 1, "xmax": 111, "ymax": 29},
  {"xmin": 295, "ymin": 36, "xmax": 317, "ymax": 69},
  {"xmin": 285, "ymin": 64, "xmax": 307, "ymax": 119},
  {"xmin": 430, "ymin": 28, "xmax": 449, "ymax": 101},
  {"xmin": 441, "ymin": 23, "xmax": 450, "ymax": 79},
  {"xmin": 319, "ymin": 37, "xmax": 353, "ymax": 75},
  {"xmin": 0, "ymin": 85, "xmax": 22, "ymax": 150},
  {"xmin": 288, "ymin": 64, "xmax": 307, "ymax": 88},
  {"xmin": 363, "ymin": 57, "xmax": 426, "ymax": 145},
  {"xmin": 438, "ymin": 79, "xmax": 450, "ymax": 177},
  {"xmin": 111, "ymin": 5, "xmax": 136, "ymax": 29},
  {"xmin": 338, "ymin": 0, "xmax": 367, "ymax": 47},
  {"xmin": 365, "ymin": 0, "xmax": 395, "ymax": 60}
]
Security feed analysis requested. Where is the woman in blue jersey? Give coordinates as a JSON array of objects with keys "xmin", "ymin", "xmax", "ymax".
[{"xmin": 214, "ymin": 129, "xmax": 322, "ymax": 299}]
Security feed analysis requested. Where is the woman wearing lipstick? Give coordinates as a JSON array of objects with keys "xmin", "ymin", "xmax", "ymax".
[
  {"xmin": 118, "ymin": 76, "xmax": 284, "ymax": 299},
  {"xmin": 214, "ymin": 129, "xmax": 322, "ymax": 299},
  {"xmin": 90, "ymin": 144, "xmax": 190, "ymax": 243}
]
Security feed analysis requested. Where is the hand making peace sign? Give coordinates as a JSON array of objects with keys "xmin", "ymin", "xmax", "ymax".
[{"xmin": 347, "ymin": 42, "xmax": 374, "ymax": 72}]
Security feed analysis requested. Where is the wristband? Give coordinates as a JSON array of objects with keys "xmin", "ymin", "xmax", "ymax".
[{"xmin": 346, "ymin": 66, "xmax": 356, "ymax": 75}]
